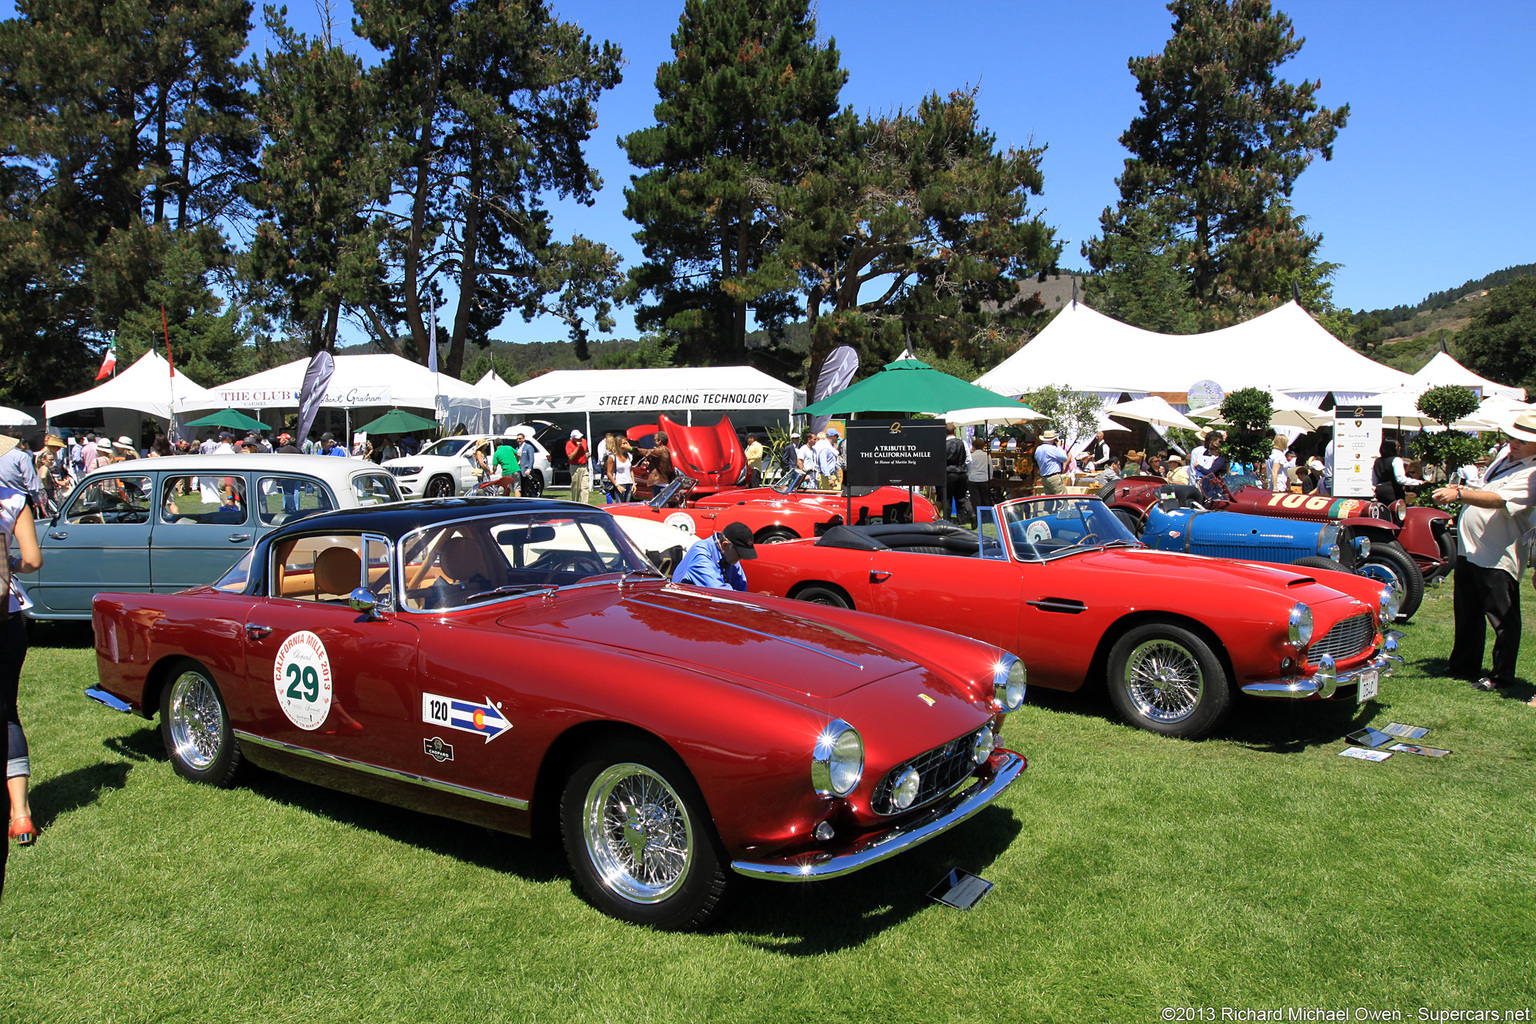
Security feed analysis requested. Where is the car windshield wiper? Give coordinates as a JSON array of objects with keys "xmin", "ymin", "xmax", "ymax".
[
  {"xmin": 1100, "ymin": 538, "xmax": 1142, "ymax": 549},
  {"xmin": 464, "ymin": 583, "xmax": 558, "ymax": 602}
]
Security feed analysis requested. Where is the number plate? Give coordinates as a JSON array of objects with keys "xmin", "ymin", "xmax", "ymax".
[{"xmin": 1357, "ymin": 668, "xmax": 1379, "ymax": 704}]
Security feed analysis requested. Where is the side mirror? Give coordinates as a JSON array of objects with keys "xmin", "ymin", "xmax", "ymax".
[{"xmin": 349, "ymin": 587, "xmax": 382, "ymax": 620}]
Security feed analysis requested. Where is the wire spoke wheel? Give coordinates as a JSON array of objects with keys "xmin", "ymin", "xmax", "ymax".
[
  {"xmin": 167, "ymin": 670, "xmax": 225, "ymax": 770},
  {"xmin": 583, "ymin": 763, "xmax": 693, "ymax": 904},
  {"xmin": 1123, "ymin": 639, "xmax": 1204, "ymax": 723}
]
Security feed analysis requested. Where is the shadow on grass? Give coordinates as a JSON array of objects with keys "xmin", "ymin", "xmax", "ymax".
[
  {"xmin": 31, "ymin": 760, "xmax": 133, "ymax": 830},
  {"xmin": 103, "ymin": 725, "xmax": 166, "ymax": 763},
  {"xmin": 726, "ymin": 804, "xmax": 1024, "ymax": 954}
]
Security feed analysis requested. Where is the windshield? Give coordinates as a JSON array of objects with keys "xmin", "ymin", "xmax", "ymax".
[
  {"xmin": 420, "ymin": 438, "xmax": 473, "ymax": 458},
  {"xmin": 993, "ymin": 497, "xmax": 1142, "ymax": 563},
  {"xmin": 397, "ymin": 508, "xmax": 657, "ymax": 611},
  {"xmin": 647, "ymin": 475, "xmax": 696, "ymax": 508},
  {"xmin": 774, "ymin": 469, "xmax": 812, "ymax": 494}
]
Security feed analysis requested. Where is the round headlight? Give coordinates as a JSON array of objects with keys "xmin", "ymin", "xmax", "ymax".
[
  {"xmin": 971, "ymin": 725, "xmax": 995, "ymax": 765},
  {"xmin": 1389, "ymin": 500, "xmax": 1406, "ymax": 524},
  {"xmin": 993, "ymin": 655, "xmax": 1026, "ymax": 711},
  {"xmin": 1288, "ymin": 602, "xmax": 1314, "ymax": 646},
  {"xmin": 811, "ymin": 719, "xmax": 864, "ymax": 797},
  {"xmin": 1379, "ymin": 583, "xmax": 1402, "ymax": 622},
  {"xmin": 890, "ymin": 767, "xmax": 921, "ymax": 810},
  {"xmin": 1318, "ymin": 525, "xmax": 1340, "ymax": 559}
]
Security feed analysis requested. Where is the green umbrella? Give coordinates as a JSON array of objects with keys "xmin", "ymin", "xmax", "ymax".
[
  {"xmin": 184, "ymin": 409, "xmax": 269, "ymax": 432},
  {"xmin": 799, "ymin": 358, "xmax": 1037, "ymax": 417},
  {"xmin": 355, "ymin": 409, "xmax": 439, "ymax": 434}
]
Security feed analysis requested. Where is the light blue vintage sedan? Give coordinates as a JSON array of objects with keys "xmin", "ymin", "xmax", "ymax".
[{"xmin": 19, "ymin": 453, "xmax": 400, "ymax": 620}]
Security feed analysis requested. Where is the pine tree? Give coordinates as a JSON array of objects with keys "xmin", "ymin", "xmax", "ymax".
[
  {"xmin": 1084, "ymin": 0, "xmax": 1348, "ymax": 328},
  {"xmin": 621, "ymin": 0, "xmax": 846, "ymax": 365}
]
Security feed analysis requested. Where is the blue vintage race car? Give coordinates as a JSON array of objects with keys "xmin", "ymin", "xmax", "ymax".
[{"xmin": 1132, "ymin": 495, "xmax": 1417, "ymax": 619}]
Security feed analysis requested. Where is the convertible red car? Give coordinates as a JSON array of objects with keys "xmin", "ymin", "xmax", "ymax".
[
  {"xmin": 748, "ymin": 496, "xmax": 1405, "ymax": 740},
  {"xmin": 86, "ymin": 498, "xmax": 1025, "ymax": 929},
  {"xmin": 606, "ymin": 471, "xmax": 938, "ymax": 545}
]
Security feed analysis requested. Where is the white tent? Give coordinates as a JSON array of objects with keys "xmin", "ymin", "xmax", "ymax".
[
  {"xmin": 474, "ymin": 369, "xmax": 519, "ymax": 397},
  {"xmin": 46, "ymin": 349, "xmax": 220, "ymax": 422},
  {"xmin": 489, "ymin": 366, "xmax": 805, "ymax": 438},
  {"xmin": 211, "ymin": 354, "xmax": 490, "ymax": 432},
  {"xmin": 1409, "ymin": 350, "xmax": 1525, "ymax": 401},
  {"xmin": 975, "ymin": 300, "xmax": 1412, "ymax": 404}
]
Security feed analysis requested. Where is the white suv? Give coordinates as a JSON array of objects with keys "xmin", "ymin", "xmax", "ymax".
[{"xmin": 382, "ymin": 429, "xmax": 554, "ymax": 498}]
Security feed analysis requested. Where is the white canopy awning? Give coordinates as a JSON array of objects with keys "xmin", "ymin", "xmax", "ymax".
[
  {"xmin": 45, "ymin": 350, "xmax": 220, "ymax": 421},
  {"xmin": 210, "ymin": 353, "xmax": 485, "ymax": 411},
  {"xmin": 975, "ymin": 300, "xmax": 1413, "ymax": 399},
  {"xmin": 1409, "ymin": 350, "xmax": 1525, "ymax": 401}
]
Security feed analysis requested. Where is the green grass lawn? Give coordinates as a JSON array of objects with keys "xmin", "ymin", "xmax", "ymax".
[{"xmin": 2, "ymin": 577, "xmax": 1534, "ymax": 1023}]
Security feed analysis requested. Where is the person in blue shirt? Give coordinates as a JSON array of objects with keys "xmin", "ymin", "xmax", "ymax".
[
  {"xmin": 1032, "ymin": 430, "xmax": 1071, "ymax": 495},
  {"xmin": 671, "ymin": 521, "xmax": 757, "ymax": 591}
]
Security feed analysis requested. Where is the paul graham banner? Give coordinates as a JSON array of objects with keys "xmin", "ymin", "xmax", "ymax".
[{"xmin": 213, "ymin": 385, "xmax": 393, "ymax": 409}]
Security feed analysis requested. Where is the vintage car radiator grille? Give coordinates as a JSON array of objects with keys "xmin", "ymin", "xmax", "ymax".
[
  {"xmin": 1311, "ymin": 613, "xmax": 1375, "ymax": 663},
  {"xmin": 1201, "ymin": 543, "xmax": 1296, "ymax": 564},
  {"xmin": 871, "ymin": 729, "xmax": 985, "ymax": 816}
]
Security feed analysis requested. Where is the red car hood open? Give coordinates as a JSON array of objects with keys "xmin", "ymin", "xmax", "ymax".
[
  {"xmin": 499, "ymin": 584, "xmax": 935, "ymax": 700},
  {"xmin": 660, "ymin": 413, "xmax": 745, "ymax": 492}
]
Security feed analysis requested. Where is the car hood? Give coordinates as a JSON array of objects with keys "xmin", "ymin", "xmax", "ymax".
[
  {"xmin": 497, "ymin": 583, "xmax": 947, "ymax": 700},
  {"xmin": 1067, "ymin": 547, "xmax": 1376, "ymax": 615}
]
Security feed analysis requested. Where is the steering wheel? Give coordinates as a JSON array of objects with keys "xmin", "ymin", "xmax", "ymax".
[{"xmin": 535, "ymin": 552, "xmax": 607, "ymax": 575}]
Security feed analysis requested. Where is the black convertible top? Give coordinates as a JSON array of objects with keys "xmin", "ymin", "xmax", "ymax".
[{"xmin": 817, "ymin": 521, "xmax": 981, "ymax": 556}]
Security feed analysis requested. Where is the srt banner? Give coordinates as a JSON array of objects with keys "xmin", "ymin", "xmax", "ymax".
[{"xmin": 845, "ymin": 420, "xmax": 945, "ymax": 489}]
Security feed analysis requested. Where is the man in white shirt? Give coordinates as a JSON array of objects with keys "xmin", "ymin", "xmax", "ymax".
[{"xmin": 1433, "ymin": 412, "xmax": 1536, "ymax": 694}]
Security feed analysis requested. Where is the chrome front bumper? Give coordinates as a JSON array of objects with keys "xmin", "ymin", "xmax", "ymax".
[
  {"xmin": 731, "ymin": 750, "xmax": 1025, "ymax": 881},
  {"xmin": 1240, "ymin": 630, "xmax": 1405, "ymax": 700}
]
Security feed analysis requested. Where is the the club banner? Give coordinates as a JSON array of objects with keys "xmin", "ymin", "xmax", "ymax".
[{"xmin": 845, "ymin": 419, "xmax": 946, "ymax": 488}]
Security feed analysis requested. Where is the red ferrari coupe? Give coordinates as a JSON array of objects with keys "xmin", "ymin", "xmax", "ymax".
[
  {"xmin": 87, "ymin": 498, "xmax": 1025, "ymax": 929},
  {"xmin": 748, "ymin": 496, "xmax": 1405, "ymax": 740},
  {"xmin": 606, "ymin": 471, "xmax": 938, "ymax": 545}
]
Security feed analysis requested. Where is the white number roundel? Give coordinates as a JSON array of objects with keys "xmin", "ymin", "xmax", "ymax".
[
  {"xmin": 273, "ymin": 630, "xmax": 334, "ymax": 731},
  {"xmin": 664, "ymin": 511, "xmax": 696, "ymax": 535}
]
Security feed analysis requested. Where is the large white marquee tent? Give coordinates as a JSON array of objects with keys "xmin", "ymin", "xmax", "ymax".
[
  {"xmin": 975, "ymin": 300, "xmax": 1414, "ymax": 406},
  {"xmin": 1408, "ymin": 350, "xmax": 1526, "ymax": 401},
  {"xmin": 45, "ymin": 350, "xmax": 222, "ymax": 440},
  {"xmin": 212, "ymin": 353, "xmax": 490, "ymax": 432}
]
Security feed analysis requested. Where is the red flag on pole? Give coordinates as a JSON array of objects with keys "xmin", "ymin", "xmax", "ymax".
[
  {"xmin": 94, "ymin": 341, "xmax": 117, "ymax": 380},
  {"xmin": 161, "ymin": 306, "xmax": 175, "ymax": 376}
]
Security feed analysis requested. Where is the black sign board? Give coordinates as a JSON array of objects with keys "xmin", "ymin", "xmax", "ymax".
[{"xmin": 845, "ymin": 419, "xmax": 946, "ymax": 488}]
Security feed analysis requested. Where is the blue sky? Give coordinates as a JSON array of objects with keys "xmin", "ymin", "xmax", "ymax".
[{"xmin": 9, "ymin": 0, "xmax": 1535, "ymax": 345}]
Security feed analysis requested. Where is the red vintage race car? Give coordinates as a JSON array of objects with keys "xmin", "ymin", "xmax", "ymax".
[
  {"xmin": 1104, "ymin": 475, "xmax": 1456, "ymax": 609},
  {"xmin": 748, "ymin": 496, "xmax": 1405, "ymax": 740},
  {"xmin": 606, "ymin": 471, "xmax": 938, "ymax": 545},
  {"xmin": 86, "ymin": 498, "xmax": 1025, "ymax": 930}
]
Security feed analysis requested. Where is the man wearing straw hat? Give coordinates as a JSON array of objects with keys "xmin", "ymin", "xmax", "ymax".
[
  {"xmin": 1033, "ymin": 430, "xmax": 1070, "ymax": 495},
  {"xmin": 1432, "ymin": 411, "xmax": 1536, "ymax": 696}
]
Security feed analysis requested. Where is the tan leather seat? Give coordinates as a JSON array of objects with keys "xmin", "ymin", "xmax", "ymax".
[
  {"xmin": 437, "ymin": 535, "xmax": 481, "ymax": 583},
  {"xmin": 313, "ymin": 546, "xmax": 362, "ymax": 599}
]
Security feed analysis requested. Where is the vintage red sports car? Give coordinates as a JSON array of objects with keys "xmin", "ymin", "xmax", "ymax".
[
  {"xmin": 86, "ymin": 498, "xmax": 1025, "ymax": 929},
  {"xmin": 747, "ymin": 496, "xmax": 1405, "ymax": 740},
  {"xmin": 606, "ymin": 471, "xmax": 938, "ymax": 545}
]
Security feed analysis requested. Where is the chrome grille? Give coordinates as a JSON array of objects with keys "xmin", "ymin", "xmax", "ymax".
[
  {"xmin": 1311, "ymin": 613, "xmax": 1375, "ymax": 663},
  {"xmin": 385, "ymin": 465, "xmax": 418, "ymax": 478},
  {"xmin": 871, "ymin": 729, "xmax": 985, "ymax": 816}
]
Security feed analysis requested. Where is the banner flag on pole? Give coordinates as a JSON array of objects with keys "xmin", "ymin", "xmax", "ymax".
[
  {"xmin": 295, "ymin": 350, "xmax": 336, "ymax": 446},
  {"xmin": 161, "ymin": 306, "xmax": 176, "ymax": 376},
  {"xmin": 427, "ymin": 295, "xmax": 438, "ymax": 374},
  {"xmin": 94, "ymin": 341, "xmax": 117, "ymax": 381}
]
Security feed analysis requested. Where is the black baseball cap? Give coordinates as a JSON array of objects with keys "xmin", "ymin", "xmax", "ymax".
[{"xmin": 720, "ymin": 521, "xmax": 758, "ymax": 559}]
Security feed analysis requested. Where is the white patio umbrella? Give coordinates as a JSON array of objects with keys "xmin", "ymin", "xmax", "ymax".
[
  {"xmin": 0, "ymin": 406, "xmax": 36, "ymax": 427},
  {"xmin": 943, "ymin": 404, "xmax": 1049, "ymax": 426},
  {"xmin": 1189, "ymin": 392, "xmax": 1332, "ymax": 432},
  {"xmin": 1106, "ymin": 396, "xmax": 1201, "ymax": 432}
]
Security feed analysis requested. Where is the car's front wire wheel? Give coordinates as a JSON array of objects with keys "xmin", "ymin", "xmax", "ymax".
[
  {"xmin": 560, "ymin": 739, "xmax": 727, "ymax": 929},
  {"xmin": 1106, "ymin": 623, "xmax": 1230, "ymax": 739}
]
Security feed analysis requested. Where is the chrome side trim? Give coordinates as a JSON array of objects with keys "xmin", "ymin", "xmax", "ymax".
[
  {"xmin": 731, "ymin": 751, "xmax": 1025, "ymax": 881},
  {"xmin": 233, "ymin": 730, "xmax": 530, "ymax": 810},
  {"xmin": 1239, "ymin": 652, "xmax": 1394, "ymax": 700},
  {"xmin": 84, "ymin": 687, "xmax": 134, "ymax": 713}
]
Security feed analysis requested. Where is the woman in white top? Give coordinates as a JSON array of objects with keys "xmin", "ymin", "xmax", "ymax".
[
  {"xmin": 1266, "ymin": 436, "xmax": 1290, "ymax": 491},
  {"xmin": 2, "ymin": 485, "xmax": 42, "ymax": 846},
  {"xmin": 607, "ymin": 444, "xmax": 635, "ymax": 503}
]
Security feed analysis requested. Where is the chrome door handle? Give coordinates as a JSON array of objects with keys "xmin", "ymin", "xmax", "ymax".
[
  {"xmin": 228, "ymin": 533, "xmax": 250, "ymax": 543},
  {"xmin": 870, "ymin": 570, "xmax": 892, "ymax": 583},
  {"xmin": 245, "ymin": 622, "xmax": 272, "ymax": 641},
  {"xmin": 48, "ymin": 530, "xmax": 67, "ymax": 540}
]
